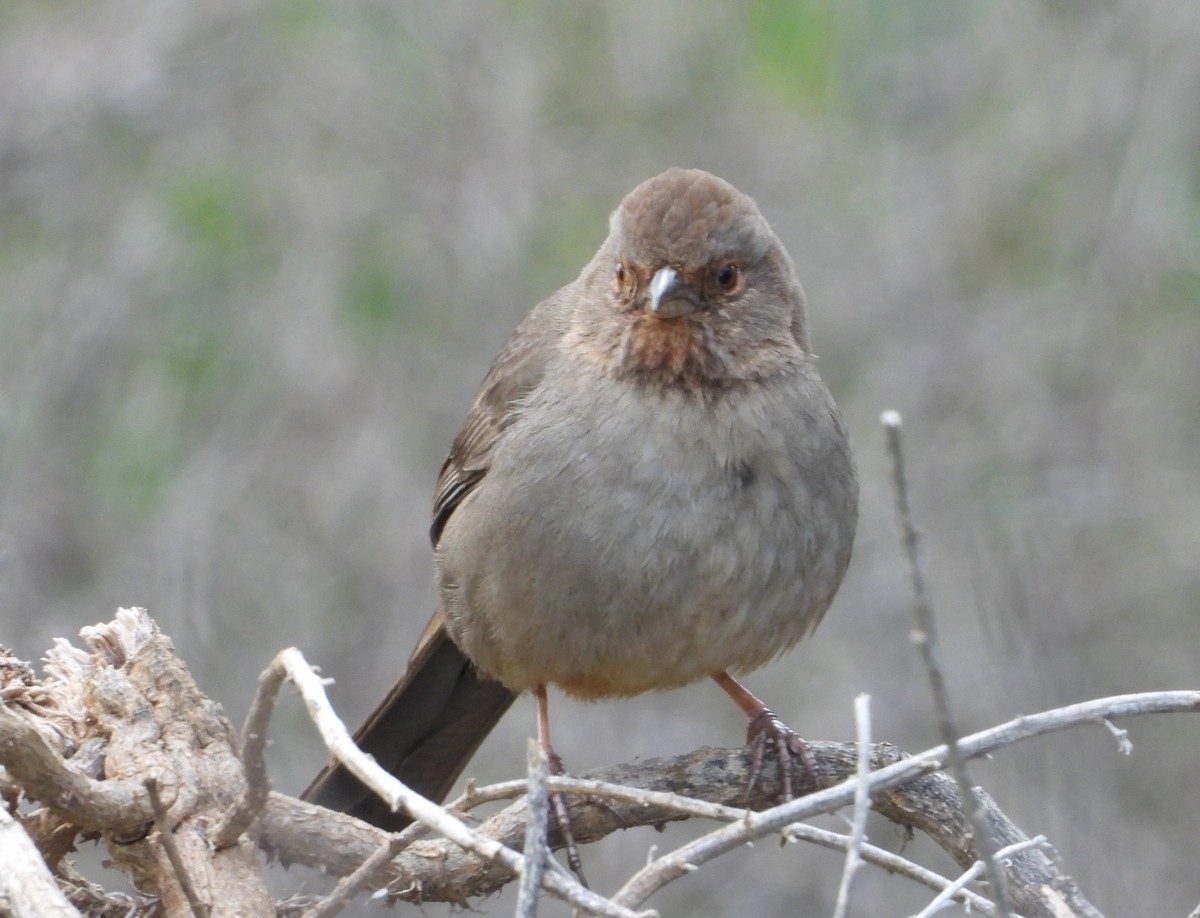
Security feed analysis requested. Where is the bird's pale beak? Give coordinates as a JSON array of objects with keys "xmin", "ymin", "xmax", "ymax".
[{"xmin": 648, "ymin": 266, "xmax": 700, "ymax": 318}]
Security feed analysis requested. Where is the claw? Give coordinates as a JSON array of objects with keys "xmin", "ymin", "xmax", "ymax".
[
  {"xmin": 712, "ymin": 672, "xmax": 818, "ymax": 803},
  {"xmin": 745, "ymin": 708, "xmax": 817, "ymax": 801}
]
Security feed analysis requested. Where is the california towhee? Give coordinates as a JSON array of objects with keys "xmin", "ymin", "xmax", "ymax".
[{"xmin": 303, "ymin": 167, "xmax": 858, "ymax": 835}]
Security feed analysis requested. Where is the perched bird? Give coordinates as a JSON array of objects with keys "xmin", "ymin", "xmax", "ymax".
[{"xmin": 303, "ymin": 168, "xmax": 858, "ymax": 840}]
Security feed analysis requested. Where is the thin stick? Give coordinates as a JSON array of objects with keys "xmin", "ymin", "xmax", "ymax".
[
  {"xmin": 516, "ymin": 739, "xmax": 552, "ymax": 918},
  {"xmin": 523, "ymin": 769, "xmax": 997, "ymax": 913},
  {"xmin": 0, "ymin": 805, "xmax": 82, "ymax": 918},
  {"xmin": 612, "ymin": 690, "xmax": 1198, "ymax": 910},
  {"xmin": 213, "ymin": 656, "xmax": 286, "ymax": 848},
  {"xmin": 882, "ymin": 410, "xmax": 1013, "ymax": 916},
  {"xmin": 282, "ymin": 648, "xmax": 646, "ymax": 918},
  {"xmin": 784, "ymin": 823, "xmax": 998, "ymax": 915},
  {"xmin": 832, "ymin": 694, "xmax": 872, "ymax": 918},
  {"xmin": 301, "ymin": 830, "xmax": 413, "ymax": 918},
  {"xmin": 144, "ymin": 777, "xmax": 209, "ymax": 918},
  {"xmin": 1102, "ymin": 718, "xmax": 1133, "ymax": 754},
  {"xmin": 914, "ymin": 836, "xmax": 1048, "ymax": 918}
]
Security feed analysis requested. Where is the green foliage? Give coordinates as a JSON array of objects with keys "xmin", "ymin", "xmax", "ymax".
[
  {"xmin": 70, "ymin": 165, "xmax": 271, "ymax": 517},
  {"xmin": 266, "ymin": 0, "xmax": 332, "ymax": 38},
  {"xmin": 745, "ymin": 0, "xmax": 845, "ymax": 111},
  {"xmin": 520, "ymin": 192, "xmax": 609, "ymax": 303},
  {"xmin": 1159, "ymin": 268, "xmax": 1200, "ymax": 320},
  {"xmin": 84, "ymin": 408, "xmax": 180, "ymax": 517},
  {"xmin": 338, "ymin": 236, "xmax": 413, "ymax": 342},
  {"xmin": 163, "ymin": 165, "xmax": 266, "ymax": 280}
]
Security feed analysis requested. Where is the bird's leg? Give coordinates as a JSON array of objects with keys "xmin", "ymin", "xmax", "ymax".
[
  {"xmin": 534, "ymin": 684, "xmax": 589, "ymax": 886},
  {"xmin": 712, "ymin": 671, "xmax": 817, "ymax": 801}
]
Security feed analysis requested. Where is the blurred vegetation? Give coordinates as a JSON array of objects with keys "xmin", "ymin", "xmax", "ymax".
[{"xmin": 1, "ymin": 1, "xmax": 1198, "ymax": 915}]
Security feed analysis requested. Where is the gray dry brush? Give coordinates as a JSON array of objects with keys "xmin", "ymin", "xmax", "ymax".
[{"xmin": 2, "ymin": 597, "xmax": 1195, "ymax": 915}]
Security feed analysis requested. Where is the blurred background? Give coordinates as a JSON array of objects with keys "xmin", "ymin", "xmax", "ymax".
[{"xmin": 2, "ymin": 1, "xmax": 1198, "ymax": 914}]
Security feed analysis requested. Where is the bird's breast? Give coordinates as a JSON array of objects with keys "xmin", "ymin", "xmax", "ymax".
[{"xmin": 435, "ymin": 362, "xmax": 857, "ymax": 698}]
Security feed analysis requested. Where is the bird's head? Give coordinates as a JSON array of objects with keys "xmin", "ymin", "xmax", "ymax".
[{"xmin": 567, "ymin": 168, "xmax": 811, "ymax": 392}]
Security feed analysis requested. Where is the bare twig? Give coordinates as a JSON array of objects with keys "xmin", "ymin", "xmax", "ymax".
[
  {"xmin": 271, "ymin": 691, "xmax": 1192, "ymax": 911},
  {"xmin": 915, "ymin": 836, "xmax": 1048, "ymax": 918},
  {"xmin": 16, "ymin": 612, "xmax": 1184, "ymax": 915},
  {"xmin": 1101, "ymin": 718, "xmax": 1133, "ymax": 755},
  {"xmin": 882, "ymin": 409, "xmax": 1013, "ymax": 917},
  {"xmin": 446, "ymin": 778, "xmax": 537, "ymax": 815},
  {"xmin": 213, "ymin": 655, "xmax": 285, "ymax": 848},
  {"xmin": 784, "ymin": 822, "xmax": 999, "ymax": 915},
  {"xmin": 301, "ymin": 831, "xmax": 412, "ymax": 918},
  {"xmin": 54, "ymin": 860, "xmax": 158, "ymax": 917},
  {"xmin": 517, "ymin": 739, "xmax": 553, "ymax": 918},
  {"xmin": 609, "ymin": 689, "xmax": 1197, "ymax": 913},
  {"xmin": 283, "ymin": 646, "xmax": 496, "ymax": 845},
  {"xmin": 280, "ymin": 647, "xmax": 650, "ymax": 918},
  {"xmin": 145, "ymin": 777, "xmax": 209, "ymax": 918},
  {"xmin": 533, "ymin": 704, "xmax": 998, "ymax": 915},
  {"xmin": 832, "ymin": 694, "xmax": 872, "ymax": 918},
  {"xmin": 0, "ymin": 805, "xmax": 82, "ymax": 918}
]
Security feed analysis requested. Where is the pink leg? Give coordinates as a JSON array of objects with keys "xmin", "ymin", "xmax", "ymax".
[{"xmin": 533, "ymin": 685, "xmax": 588, "ymax": 885}]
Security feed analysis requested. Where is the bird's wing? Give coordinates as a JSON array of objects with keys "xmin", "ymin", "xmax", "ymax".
[
  {"xmin": 430, "ymin": 293, "xmax": 563, "ymax": 546},
  {"xmin": 301, "ymin": 293, "xmax": 569, "ymax": 824}
]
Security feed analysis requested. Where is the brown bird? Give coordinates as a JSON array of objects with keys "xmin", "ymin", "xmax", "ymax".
[{"xmin": 303, "ymin": 168, "xmax": 858, "ymax": 838}]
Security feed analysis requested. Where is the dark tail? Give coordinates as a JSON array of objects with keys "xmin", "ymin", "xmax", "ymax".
[{"xmin": 301, "ymin": 625, "xmax": 517, "ymax": 831}]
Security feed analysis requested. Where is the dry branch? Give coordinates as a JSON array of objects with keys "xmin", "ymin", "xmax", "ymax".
[
  {"xmin": 884, "ymin": 410, "xmax": 1015, "ymax": 915},
  {"xmin": 262, "ymin": 740, "xmax": 1080, "ymax": 914},
  {"xmin": 1, "ymin": 609, "xmax": 273, "ymax": 918},
  {"xmin": 263, "ymin": 690, "xmax": 1199, "ymax": 915},
  {"xmin": 0, "ymin": 805, "xmax": 81, "ymax": 917},
  {"xmin": 4, "ymin": 610, "xmax": 1195, "ymax": 917}
]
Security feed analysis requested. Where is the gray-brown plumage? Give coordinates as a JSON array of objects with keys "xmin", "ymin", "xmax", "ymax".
[{"xmin": 303, "ymin": 168, "xmax": 858, "ymax": 831}]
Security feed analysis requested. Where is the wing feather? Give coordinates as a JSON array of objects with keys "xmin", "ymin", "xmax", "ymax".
[{"xmin": 430, "ymin": 293, "xmax": 564, "ymax": 545}]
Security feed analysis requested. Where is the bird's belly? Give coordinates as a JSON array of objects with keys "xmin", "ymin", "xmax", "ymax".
[{"xmin": 436, "ymin": 378, "xmax": 854, "ymax": 698}]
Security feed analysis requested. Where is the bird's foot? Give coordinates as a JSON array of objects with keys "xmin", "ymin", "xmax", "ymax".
[
  {"xmin": 541, "ymin": 750, "xmax": 633, "ymax": 888},
  {"xmin": 544, "ymin": 750, "xmax": 590, "ymax": 887},
  {"xmin": 745, "ymin": 708, "xmax": 818, "ymax": 802}
]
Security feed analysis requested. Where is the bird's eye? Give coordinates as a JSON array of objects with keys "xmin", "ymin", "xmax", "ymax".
[
  {"xmin": 716, "ymin": 263, "xmax": 740, "ymax": 292},
  {"xmin": 615, "ymin": 262, "xmax": 626, "ymax": 283}
]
